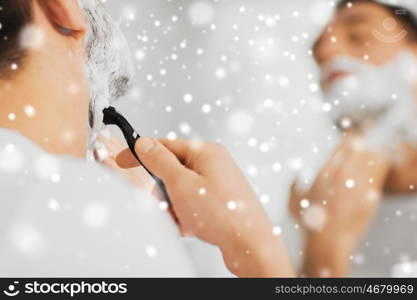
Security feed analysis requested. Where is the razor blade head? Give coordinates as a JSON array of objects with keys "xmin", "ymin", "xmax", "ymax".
[{"xmin": 102, "ymin": 106, "xmax": 119, "ymax": 126}]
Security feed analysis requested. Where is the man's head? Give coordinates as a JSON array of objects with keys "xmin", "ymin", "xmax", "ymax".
[
  {"xmin": 0, "ymin": 0, "xmax": 133, "ymax": 157},
  {"xmin": 314, "ymin": 0, "xmax": 417, "ymax": 83},
  {"xmin": 312, "ymin": 0, "xmax": 417, "ymax": 130},
  {"xmin": 313, "ymin": 0, "xmax": 417, "ymax": 134}
]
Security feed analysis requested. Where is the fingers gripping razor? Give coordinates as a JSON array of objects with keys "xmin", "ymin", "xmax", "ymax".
[{"xmin": 103, "ymin": 107, "xmax": 171, "ymax": 204}]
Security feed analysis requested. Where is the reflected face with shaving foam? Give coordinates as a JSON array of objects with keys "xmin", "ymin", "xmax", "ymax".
[{"xmin": 313, "ymin": 2, "xmax": 416, "ymax": 91}]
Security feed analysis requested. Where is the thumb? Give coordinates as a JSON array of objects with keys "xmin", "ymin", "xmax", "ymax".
[{"xmin": 134, "ymin": 137, "xmax": 186, "ymax": 184}]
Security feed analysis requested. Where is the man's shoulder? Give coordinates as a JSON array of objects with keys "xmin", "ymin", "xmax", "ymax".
[
  {"xmin": 0, "ymin": 130, "xmax": 196, "ymax": 277},
  {"xmin": 0, "ymin": 128, "xmax": 156, "ymax": 206},
  {"xmin": 0, "ymin": 128, "xmax": 42, "ymax": 154},
  {"xmin": 0, "ymin": 128, "xmax": 88, "ymax": 177}
]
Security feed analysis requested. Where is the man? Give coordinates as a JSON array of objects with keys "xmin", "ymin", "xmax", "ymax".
[
  {"xmin": 0, "ymin": 0, "xmax": 195, "ymax": 277},
  {"xmin": 0, "ymin": 0, "xmax": 294, "ymax": 277},
  {"xmin": 290, "ymin": 0, "xmax": 417, "ymax": 277}
]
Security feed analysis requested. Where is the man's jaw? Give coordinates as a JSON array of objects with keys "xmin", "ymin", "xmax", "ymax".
[{"xmin": 79, "ymin": 0, "xmax": 135, "ymax": 131}]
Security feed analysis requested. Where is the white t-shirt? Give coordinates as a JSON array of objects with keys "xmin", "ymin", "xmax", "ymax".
[{"xmin": 0, "ymin": 129, "xmax": 195, "ymax": 277}]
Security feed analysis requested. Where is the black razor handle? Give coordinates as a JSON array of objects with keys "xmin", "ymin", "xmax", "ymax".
[{"xmin": 103, "ymin": 107, "xmax": 171, "ymax": 205}]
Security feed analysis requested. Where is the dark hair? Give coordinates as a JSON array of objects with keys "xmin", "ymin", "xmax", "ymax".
[
  {"xmin": 0, "ymin": 0, "xmax": 33, "ymax": 77},
  {"xmin": 337, "ymin": 0, "xmax": 417, "ymax": 41}
]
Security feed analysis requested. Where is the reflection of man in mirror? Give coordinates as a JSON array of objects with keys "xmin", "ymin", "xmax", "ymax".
[{"xmin": 290, "ymin": 0, "xmax": 417, "ymax": 277}]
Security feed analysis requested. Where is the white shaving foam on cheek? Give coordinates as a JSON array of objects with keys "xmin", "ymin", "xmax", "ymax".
[
  {"xmin": 323, "ymin": 55, "xmax": 398, "ymax": 124},
  {"xmin": 322, "ymin": 51, "xmax": 417, "ymax": 150},
  {"xmin": 78, "ymin": 0, "xmax": 135, "ymax": 132}
]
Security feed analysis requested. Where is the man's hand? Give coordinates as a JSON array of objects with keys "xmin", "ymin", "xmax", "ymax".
[
  {"xmin": 290, "ymin": 134, "xmax": 390, "ymax": 277},
  {"xmin": 93, "ymin": 130, "xmax": 158, "ymax": 196},
  {"xmin": 116, "ymin": 137, "xmax": 295, "ymax": 278}
]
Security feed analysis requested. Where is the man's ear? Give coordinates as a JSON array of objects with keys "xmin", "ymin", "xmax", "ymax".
[{"xmin": 36, "ymin": 0, "xmax": 86, "ymax": 38}]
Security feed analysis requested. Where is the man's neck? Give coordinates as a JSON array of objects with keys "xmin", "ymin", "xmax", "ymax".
[{"xmin": 0, "ymin": 72, "xmax": 89, "ymax": 158}]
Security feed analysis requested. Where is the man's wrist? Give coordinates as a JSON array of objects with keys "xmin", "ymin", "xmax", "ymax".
[
  {"xmin": 220, "ymin": 218, "xmax": 295, "ymax": 277},
  {"xmin": 302, "ymin": 231, "xmax": 357, "ymax": 277}
]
